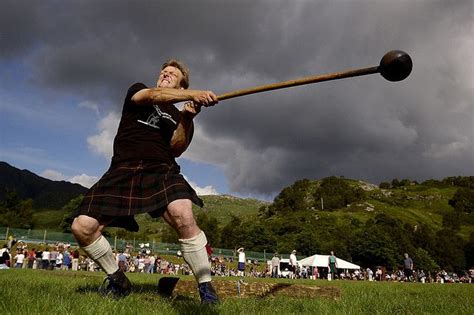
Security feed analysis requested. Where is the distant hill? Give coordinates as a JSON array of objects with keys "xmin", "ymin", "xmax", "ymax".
[
  {"xmin": 0, "ymin": 161, "xmax": 88, "ymax": 209},
  {"xmin": 217, "ymin": 176, "xmax": 473, "ymax": 271},
  {"xmin": 255, "ymin": 177, "xmax": 473, "ymax": 238},
  {"xmin": 197, "ymin": 194, "xmax": 269, "ymax": 223},
  {"xmin": 0, "ymin": 161, "xmax": 267, "ymax": 231},
  {"xmin": 3, "ymin": 163, "xmax": 471, "ymax": 271}
]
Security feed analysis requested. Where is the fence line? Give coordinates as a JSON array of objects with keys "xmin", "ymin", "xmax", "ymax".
[{"xmin": 0, "ymin": 226, "xmax": 271, "ymax": 261}]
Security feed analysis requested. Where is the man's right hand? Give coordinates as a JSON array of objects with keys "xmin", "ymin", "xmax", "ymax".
[
  {"xmin": 189, "ymin": 90, "xmax": 218, "ymax": 106},
  {"xmin": 131, "ymin": 87, "xmax": 219, "ymax": 107}
]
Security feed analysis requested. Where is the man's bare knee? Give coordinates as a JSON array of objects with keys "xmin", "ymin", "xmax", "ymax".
[
  {"xmin": 71, "ymin": 215, "xmax": 102, "ymax": 245},
  {"xmin": 165, "ymin": 199, "xmax": 199, "ymax": 239}
]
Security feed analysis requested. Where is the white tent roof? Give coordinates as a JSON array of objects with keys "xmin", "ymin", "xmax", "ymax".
[{"xmin": 299, "ymin": 254, "xmax": 360, "ymax": 269}]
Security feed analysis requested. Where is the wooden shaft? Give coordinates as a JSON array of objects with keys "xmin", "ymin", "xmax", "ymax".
[{"xmin": 217, "ymin": 65, "xmax": 380, "ymax": 101}]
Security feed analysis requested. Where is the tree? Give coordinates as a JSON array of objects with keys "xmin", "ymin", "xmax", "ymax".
[
  {"xmin": 59, "ymin": 195, "xmax": 84, "ymax": 232},
  {"xmin": 267, "ymin": 179, "xmax": 313, "ymax": 214},
  {"xmin": 413, "ymin": 248, "xmax": 439, "ymax": 273},
  {"xmin": 449, "ymin": 188, "xmax": 474, "ymax": 213},
  {"xmin": 196, "ymin": 211, "xmax": 220, "ymax": 247},
  {"xmin": 315, "ymin": 219, "xmax": 355, "ymax": 260},
  {"xmin": 373, "ymin": 214, "xmax": 416, "ymax": 260},
  {"xmin": 240, "ymin": 222, "xmax": 275, "ymax": 253},
  {"xmin": 379, "ymin": 182, "xmax": 391, "ymax": 189},
  {"xmin": 293, "ymin": 227, "xmax": 322, "ymax": 257},
  {"xmin": 265, "ymin": 211, "xmax": 321, "ymax": 255},
  {"xmin": 464, "ymin": 232, "xmax": 474, "ymax": 269},
  {"xmin": 220, "ymin": 215, "xmax": 245, "ymax": 249},
  {"xmin": 313, "ymin": 177, "xmax": 365, "ymax": 211},
  {"xmin": 411, "ymin": 224, "xmax": 437, "ymax": 255},
  {"xmin": 422, "ymin": 179, "xmax": 443, "ymax": 187},
  {"xmin": 161, "ymin": 224, "xmax": 178, "ymax": 243},
  {"xmin": 399, "ymin": 179, "xmax": 412, "ymax": 186},
  {"xmin": 433, "ymin": 228, "xmax": 466, "ymax": 272},
  {"xmin": 351, "ymin": 226, "xmax": 399, "ymax": 269},
  {"xmin": 442, "ymin": 211, "xmax": 461, "ymax": 230},
  {"xmin": 0, "ymin": 190, "xmax": 34, "ymax": 229},
  {"xmin": 442, "ymin": 176, "xmax": 474, "ymax": 188}
]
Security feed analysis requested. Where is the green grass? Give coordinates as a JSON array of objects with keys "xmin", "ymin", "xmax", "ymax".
[
  {"xmin": 196, "ymin": 195, "xmax": 268, "ymax": 223},
  {"xmin": 1, "ymin": 269, "xmax": 473, "ymax": 314}
]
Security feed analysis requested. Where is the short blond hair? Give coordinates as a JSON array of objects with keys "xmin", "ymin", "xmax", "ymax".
[{"xmin": 161, "ymin": 59, "xmax": 190, "ymax": 89}]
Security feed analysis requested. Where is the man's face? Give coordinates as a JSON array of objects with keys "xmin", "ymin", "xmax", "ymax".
[{"xmin": 157, "ymin": 66, "xmax": 184, "ymax": 89}]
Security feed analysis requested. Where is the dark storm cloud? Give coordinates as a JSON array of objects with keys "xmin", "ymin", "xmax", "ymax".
[
  {"xmin": 4, "ymin": 0, "xmax": 271, "ymax": 101},
  {"xmin": 2, "ymin": 0, "xmax": 473, "ymax": 197}
]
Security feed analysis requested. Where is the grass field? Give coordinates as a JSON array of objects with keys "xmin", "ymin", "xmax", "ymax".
[{"xmin": 1, "ymin": 269, "xmax": 473, "ymax": 314}]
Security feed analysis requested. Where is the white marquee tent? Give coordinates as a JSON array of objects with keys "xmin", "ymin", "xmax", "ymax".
[{"xmin": 299, "ymin": 254, "xmax": 360, "ymax": 270}]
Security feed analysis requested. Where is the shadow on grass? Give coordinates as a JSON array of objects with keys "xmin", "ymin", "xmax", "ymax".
[
  {"xmin": 75, "ymin": 280, "xmax": 219, "ymax": 315},
  {"xmin": 75, "ymin": 282, "xmax": 179, "ymax": 296}
]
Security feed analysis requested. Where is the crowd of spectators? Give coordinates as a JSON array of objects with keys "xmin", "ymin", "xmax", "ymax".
[
  {"xmin": 1, "ymin": 240, "xmax": 472, "ymax": 285},
  {"xmin": 370, "ymin": 267, "xmax": 472, "ymax": 284},
  {"xmin": 0, "ymin": 241, "xmax": 81, "ymax": 270},
  {"xmin": 335, "ymin": 267, "xmax": 472, "ymax": 284},
  {"xmin": 267, "ymin": 264, "xmax": 472, "ymax": 284}
]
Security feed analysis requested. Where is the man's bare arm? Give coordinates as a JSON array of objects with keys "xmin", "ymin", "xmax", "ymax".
[
  {"xmin": 131, "ymin": 87, "xmax": 218, "ymax": 157},
  {"xmin": 170, "ymin": 102, "xmax": 201, "ymax": 157},
  {"xmin": 131, "ymin": 88, "xmax": 217, "ymax": 106}
]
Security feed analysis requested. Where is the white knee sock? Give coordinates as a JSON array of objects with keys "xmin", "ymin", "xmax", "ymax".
[
  {"xmin": 82, "ymin": 235, "xmax": 118, "ymax": 275},
  {"xmin": 179, "ymin": 231, "xmax": 212, "ymax": 284}
]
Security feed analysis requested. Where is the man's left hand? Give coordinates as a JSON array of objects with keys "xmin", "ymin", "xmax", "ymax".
[{"xmin": 182, "ymin": 102, "xmax": 201, "ymax": 118}]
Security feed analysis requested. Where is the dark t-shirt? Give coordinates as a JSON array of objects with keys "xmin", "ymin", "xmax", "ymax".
[
  {"xmin": 0, "ymin": 250, "xmax": 9, "ymax": 264},
  {"xmin": 112, "ymin": 83, "xmax": 191, "ymax": 164},
  {"xmin": 403, "ymin": 257, "xmax": 413, "ymax": 269}
]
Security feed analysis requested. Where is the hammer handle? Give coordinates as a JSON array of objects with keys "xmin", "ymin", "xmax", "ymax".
[{"xmin": 217, "ymin": 66, "xmax": 379, "ymax": 101}]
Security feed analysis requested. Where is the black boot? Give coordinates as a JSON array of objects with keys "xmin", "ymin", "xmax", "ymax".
[
  {"xmin": 198, "ymin": 281, "xmax": 219, "ymax": 304},
  {"xmin": 99, "ymin": 269, "xmax": 132, "ymax": 298}
]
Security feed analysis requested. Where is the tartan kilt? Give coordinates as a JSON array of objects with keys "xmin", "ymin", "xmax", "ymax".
[{"xmin": 75, "ymin": 160, "xmax": 203, "ymax": 232}]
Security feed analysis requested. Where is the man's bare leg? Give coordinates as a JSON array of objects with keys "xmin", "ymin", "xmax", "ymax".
[
  {"xmin": 163, "ymin": 199, "xmax": 217, "ymax": 303},
  {"xmin": 163, "ymin": 199, "xmax": 200, "ymax": 239},
  {"xmin": 71, "ymin": 215, "xmax": 131, "ymax": 297},
  {"xmin": 71, "ymin": 215, "xmax": 119, "ymax": 274}
]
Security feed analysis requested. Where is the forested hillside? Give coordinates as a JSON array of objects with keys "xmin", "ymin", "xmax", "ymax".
[
  {"xmin": 0, "ymin": 161, "xmax": 87, "ymax": 209},
  {"xmin": 58, "ymin": 175, "xmax": 473, "ymax": 272},
  {"xmin": 212, "ymin": 176, "xmax": 473, "ymax": 273},
  {"xmin": 1, "ymin": 161, "xmax": 472, "ymax": 272}
]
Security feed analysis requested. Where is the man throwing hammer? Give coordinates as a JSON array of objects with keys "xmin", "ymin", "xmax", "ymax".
[{"xmin": 71, "ymin": 59, "xmax": 219, "ymax": 303}]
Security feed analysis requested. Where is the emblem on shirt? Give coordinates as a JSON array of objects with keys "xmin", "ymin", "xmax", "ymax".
[{"xmin": 137, "ymin": 105, "xmax": 177, "ymax": 129}]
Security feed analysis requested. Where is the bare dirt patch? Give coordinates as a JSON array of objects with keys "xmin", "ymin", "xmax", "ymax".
[{"xmin": 158, "ymin": 277, "xmax": 341, "ymax": 300}]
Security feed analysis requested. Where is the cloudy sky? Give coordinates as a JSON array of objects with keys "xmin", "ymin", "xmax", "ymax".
[{"xmin": 1, "ymin": 0, "xmax": 472, "ymax": 200}]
